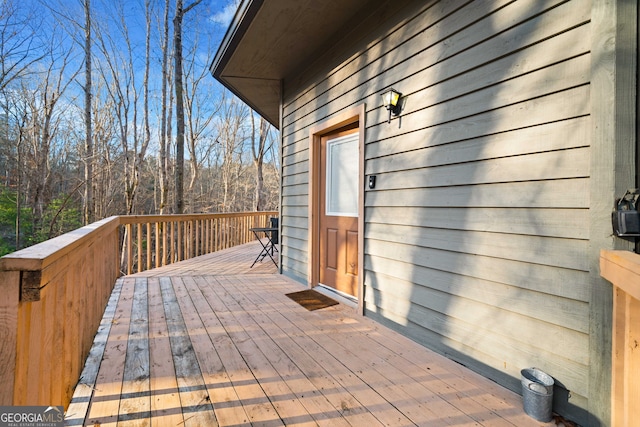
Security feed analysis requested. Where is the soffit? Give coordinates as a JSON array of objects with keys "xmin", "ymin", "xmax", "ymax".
[{"xmin": 210, "ymin": 0, "xmax": 371, "ymax": 128}]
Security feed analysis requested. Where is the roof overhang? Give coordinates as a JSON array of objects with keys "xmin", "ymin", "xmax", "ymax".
[{"xmin": 210, "ymin": 0, "xmax": 371, "ymax": 128}]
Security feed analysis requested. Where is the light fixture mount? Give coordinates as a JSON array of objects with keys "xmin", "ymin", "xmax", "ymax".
[{"xmin": 381, "ymin": 88, "xmax": 402, "ymax": 123}]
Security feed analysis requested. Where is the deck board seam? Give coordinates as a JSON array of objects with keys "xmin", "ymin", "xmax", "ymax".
[
  {"xmin": 160, "ymin": 277, "xmax": 219, "ymax": 426},
  {"xmin": 65, "ymin": 242, "xmax": 551, "ymax": 427},
  {"xmin": 194, "ymin": 275, "xmax": 288, "ymax": 426},
  {"xmin": 222, "ymin": 275, "xmax": 429, "ymax": 426},
  {"xmin": 64, "ymin": 277, "xmax": 124, "ymax": 425},
  {"xmin": 203, "ymin": 274, "xmax": 354, "ymax": 427},
  {"xmin": 175, "ymin": 275, "xmax": 254, "ymax": 426},
  {"xmin": 235, "ymin": 274, "xmax": 516, "ymax": 422},
  {"xmin": 212, "ymin": 275, "xmax": 393, "ymax": 427},
  {"xmin": 222, "ymin": 276, "xmax": 492, "ymax": 425}
]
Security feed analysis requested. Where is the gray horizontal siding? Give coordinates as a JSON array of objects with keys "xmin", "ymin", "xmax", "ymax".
[
  {"xmin": 367, "ymin": 116, "xmax": 590, "ymax": 169},
  {"xmin": 365, "ymin": 206, "xmax": 589, "ymax": 239},
  {"xmin": 366, "ymin": 223, "xmax": 589, "ymax": 271},
  {"xmin": 363, "ymin": 263, "xmax": 590, "ymax": 332},
  {"xmin": 283, "ymin": 0, "xmax": 590, "ymax": 141},
  {"xmin": 366, "ymin": 179, "xmax": 589, "ymax": 208},
  {"xmin": 365, "ymin": 284, "xmax": 589, "ymax": 396},
  {"xmin": 280, "ymin": 0, "xmax": 594, "ymax": 422}
]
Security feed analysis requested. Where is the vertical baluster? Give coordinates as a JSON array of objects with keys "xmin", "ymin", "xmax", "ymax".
[
  {"xmin": 170, "ymin": 221, "xmax": 176, "ymax": 263},
  {"xmin": 225, "ymin": 217, "xmax": 229, "ymax": 249},
  {"xmin": 189, "ymin": 220, "xmax": 193, "ymax": 258},
  {"xmin": 155, "ymin": 222, "xmax": 160, "ymax": 268},
  {"xmin": 186, "ymin": 220, "xmax": 190, "ymax": 259},
  {"xmin": 185, "ymin": 220, "xmax": 189, "ymax": 259},
  {"xmin": 205, "ymin": 218, "xmax": 210, "ymax": 253},
  {"xmin": 137, "ymin": 223, "xmax": 142, "ymax": 273},
  {"xmin": 222, "ymin": 216, "xmax": 225, "ymax": 249},
  {"xmin": 219, "ymin": 217, "xmax": 223, "ymax": 250},
  {"xmin": 127, "ymin": 223, "xmax": 133, "ymax": 275},
  {"xmin": 147, "ymin": 222, "xmax": 152, "ymax": 271},
  {"xmin": 162, "ymin": 222, "xmax": 167, "ymax": 266},
  {"xmin": 188, "ymin": 220, "xmax": 193, "ymax": 259},
  {"xmin": 177, "ymin": 220, "xmax": 183, "ymax": 261},
  {"xmin": 233, "ymin": 215, "xmax": 237, "ymax": 246},
  {"xmin": 201, "ymin": 219, "xmax": 205, "ymax": 255},
  {"xmin": 214, "ymin": 218, "xmax": 218, "ymax": 251},
  {"xmin": 195, "ymin": 219, "xmax": 200, "ymax": 257}
]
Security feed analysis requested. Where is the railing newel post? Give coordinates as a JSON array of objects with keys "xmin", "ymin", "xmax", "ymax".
[{"xmin": 0, "ymin": 270, "xmax": 19, "ymax": 405}]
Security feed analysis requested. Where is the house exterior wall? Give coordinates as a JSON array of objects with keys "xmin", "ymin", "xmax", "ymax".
[{"xmin": 279, "ymin": 0, "xmax": 635, "ymax": 425}]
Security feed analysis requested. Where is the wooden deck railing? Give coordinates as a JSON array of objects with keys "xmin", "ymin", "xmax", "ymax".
[
  {"xmin": 600, "ymin": 249, "xmax": 640, "ymax": 427},
  {"xmin": 0, "ymin": 211, "xmax": 277, "ymax": 409},
  {"xmin": 0, "ymin": 216, "xmax": 120, "ymax": 409},
  {"xmin": 120, "ymin": 211, "xmax": 277, "ymax": 275}
]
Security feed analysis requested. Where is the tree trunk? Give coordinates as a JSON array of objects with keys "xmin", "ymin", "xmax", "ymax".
[
  {"xmin": 251, "ymin": 114, "xmax": 271, "ymax": 211},
  {"xmin": 159, "ymin": 0, "xmax": 170, "ymax": 213},
  {"xmin": 83, "ymin": 0, "xmax": 93, "ymax": 224},
  {"xmin": 134, "ymin": 0, "xmax": 152, "ymax": 214},
  {"xmin": 254, "ymin": 157, "xmax": 264, "ymax": 210},
  {"xmin": 15, "ymin": 129, "xmax": 22, "ymax": 249},
  {"xmin": 173, "ymin": 0, "xmax": 202, "ymax": 214},
  {"xmin": 173, "ymin": 0, "xmax": 185, "ymax": 214}
]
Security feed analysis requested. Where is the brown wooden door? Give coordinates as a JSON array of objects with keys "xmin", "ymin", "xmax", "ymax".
[{"xmin": 319, "ymin": 129, "xmax": 359, "ymax": 297}]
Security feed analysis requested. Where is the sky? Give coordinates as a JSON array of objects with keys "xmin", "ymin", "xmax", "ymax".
[
  {"xmin": 40, "ymin": 0, "xmax": 239, "ymax": 64},
  {"xmin": 211, "ymin": 0, "xmax": 239, "ymax": 27},
  {"xmin": 92, "ymin": 0, "xmax": 240, "ymax": 61},
  {"xmin": 2, "ymin": 0, "xmax": 249, "ymax": 151},
  {"xmin": 2, "ymin": 0, "xmax": 240, "ymax": 85}
]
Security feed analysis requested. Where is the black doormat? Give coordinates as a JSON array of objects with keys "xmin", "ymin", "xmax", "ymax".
[{"xmin": 285, "ymin": 289, "xmax": 339, "ymax": 311}]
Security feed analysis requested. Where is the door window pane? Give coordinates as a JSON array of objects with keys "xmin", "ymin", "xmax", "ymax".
[{"xmin": 326, "ymin": 133, "xmax": 358, "ymax": 216}]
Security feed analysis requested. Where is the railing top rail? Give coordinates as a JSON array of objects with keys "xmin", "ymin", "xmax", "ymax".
[
  {"xmin": 119, "ymin": 211, "xmax": 278, "ymax": 224},
  {"xmin": 600, "ymin": 249, "xmax": 640, "ymax": 301},
  {"xmin": 0, "ymin": 212, "xmax": 279, "ymax": 272},
  {"xmin": 0, "ymin": 216, "xmax": 121, "ymax": 272}
]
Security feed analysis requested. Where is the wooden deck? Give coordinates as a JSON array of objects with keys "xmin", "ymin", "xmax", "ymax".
[{"xmin": 65, "ymin": 241, "xmax": 553, "ymax": 426}]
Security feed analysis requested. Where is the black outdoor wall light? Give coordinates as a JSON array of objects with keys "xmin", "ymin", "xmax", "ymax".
[
  {"xmin": 381, "ymin": 88, "xmax": 402, "ymax": 123},
  {"xmin": 613, "ymin": 189, "xmax": 640, "ymax": 238}
]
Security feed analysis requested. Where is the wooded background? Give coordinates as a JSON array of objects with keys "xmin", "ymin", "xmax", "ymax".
[{"xmin": 0, "ymin": 0, "xmax": 279, "ymax": 255}]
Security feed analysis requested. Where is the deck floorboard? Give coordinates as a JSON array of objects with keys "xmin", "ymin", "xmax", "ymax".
[{"xmin": 65, "ymin": 241, "xmax": 553, "ymax": 426}]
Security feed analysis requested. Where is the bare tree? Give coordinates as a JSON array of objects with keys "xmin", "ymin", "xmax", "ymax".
[
  {"xmin": 158, "ymin": 0, "xmax": 171, "ymax": 213},
  {"xmin": 90, "ymin": 82, "xmax": 119, "ymax": 219},
  {"xmin": 251, "ymin": 113, "xmax": 272, "ymax": 211},
  {"xmin": 94, "ymin": 2, "xmax": 152, "ymax": 215},
  {"xmin": 83, "ymin": 0, "xmax": 94, "ymax": 224},
  {"xmin": 95, "ymin": 30, "xmax": 132, "ymax": 213},
  {"xmin": 41, "ymin": 0, "xmax": 95, "ymax": 223},
  {"xmin": 141, "ymin": 0, "xmax": 152, "ymax": 211},
  {"xmin": 2, "ymin": 88, "xmax": 29, "ymax": 249},
  {"xmin": 6, "ymin": 38, "xmax": 80, "ymax": 238},
  {"xmin": 0, "ymin": 0, "xmax": 283, "ymax": 255},
  {"xmin": 183, "ymin": 42, "xmax": 221, "ymax": 211},
  {"xmin": 173, "ymin": 0, "xmax": 203, "ymax": 214},
  {"xmin": 0, "ymin": 0, "xmax": 46, "ymax": 92},
  {"xmin": 216, "ymin": 93, "xmax": 249, "ymax": 211}
]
